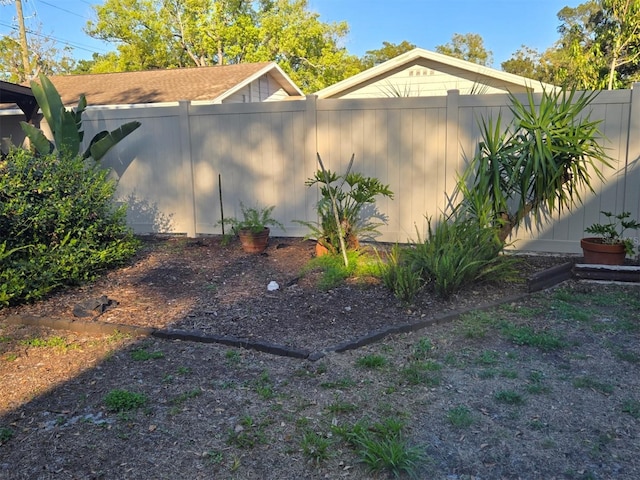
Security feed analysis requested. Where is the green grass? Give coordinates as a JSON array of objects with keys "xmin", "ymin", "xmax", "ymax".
[
  {"xmin": 20, "ymin": 336, "xmax": 69, "ymax": 349},
  {"xmin": 447, "ymin": 406, "xmax": 475, "ymax": 428},
  {"xmin": 226, "ymin": 416, "xmax": 267, "ymax": 449},
  {"xmin": 255, "ymin": 370, "xmax": 275, "ymax": 399},
  {"xmin": 301, "ymin": 430, "xmax": 333, "ymax": 463},
  {"xmin": 611, "ymin": 347, "xmax": 640, "ymax": 363},
  {"xmin": 171, "ymin": 388, "xmax": 202, "ymax": 407},
  {"xmin": 621, "ymin": 399, "xmax": 640, "ymax": 419},
  {"xmin": 335, "ymin": 417, "xmax": 425, "ymax": 478},
  {"xmin": 130, "ymin": 348, "xmax": 164, "ymax": 361},
  {"xmin": 494, "ymin": 390, "xmax": 525, "ymax": 405},
  {"xmin": 411, "ymin": 337, "xmax": 433, "ymax": 360},
  {"xmin": 401, "ymin": 361, "xmax": 442, "ymax": 386},
  {"xmin": 573, "ymin": 376, "xmax": 614, "ymax": 395},
  {"xmin": 104, "ymin": 389, "xmax": 148, "ymax": 412},
  {"xmin": 301, "ymin": 250, "xmax": 383, "ymax": 290},
  {"xmin": 0, "ymin": 427, "xmax": 14, "ymax": 444},
  {"xmin": 456, "ymin": 311, "xmax": 498, "ymax": 339},
  {"xmin": 326, "ymin": 400, "xmax": 359, "ymax": 414},
  {"xmin": 476, "ymin": 350, "xmax": 500, "ymax": 366},
  {"xmin": 225, "ymin": 349, "xmax": 241, "ymax": 365},
  {"xmin": 356, "ymin": 354, "xmax": 388, "ymax": 369},
  {"xmin": 527, "ymin": 371, "xmax": 552, "ymax": 394},
  {"xmin": 551, "ymin": 300, "xmax": 593, "ymax": 322},
  {"xmin": 500, "ymin": 323, "xmax": 566, "ymax": 351}
]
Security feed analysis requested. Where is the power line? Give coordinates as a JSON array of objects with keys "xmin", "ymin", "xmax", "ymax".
[
  {"xmin": 0, "ymin": 20, "xmax": 110, "ymax": 54},
  {"xmin": 36, "ymin": 0, "xmax": 90, "ymax": 20}
]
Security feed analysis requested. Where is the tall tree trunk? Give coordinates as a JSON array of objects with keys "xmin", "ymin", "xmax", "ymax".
[
  {"xmin": 607, "ymin": 38, "xmax": 621, "ymax": 90},
  {"xmin": 15, "ymin": 0, "xmax": 31, "ymax": 81}
]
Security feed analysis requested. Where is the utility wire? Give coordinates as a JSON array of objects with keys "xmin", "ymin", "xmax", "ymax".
[
  {"xmin": 36, "ymin": 0, "xmax": 90, "ymax": 19},
  {"xmin": 0, "ymin": 20, "xmax": 109, "ymax": 54}
]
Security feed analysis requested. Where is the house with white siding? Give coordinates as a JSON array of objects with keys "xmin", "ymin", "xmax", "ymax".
[{"xmin": 314, "ymin": 48, "xmax": 554, "ymax": 99}]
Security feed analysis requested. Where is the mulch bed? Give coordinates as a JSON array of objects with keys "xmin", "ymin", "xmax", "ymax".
[{"xmin": 0, "ymin": 236, "xmax": 581, "ymax": 358}]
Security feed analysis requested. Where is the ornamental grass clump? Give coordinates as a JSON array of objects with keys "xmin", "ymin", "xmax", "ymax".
[{"xmin": 381, "ymin": 210, "xmax": 518, "ymax": 301}]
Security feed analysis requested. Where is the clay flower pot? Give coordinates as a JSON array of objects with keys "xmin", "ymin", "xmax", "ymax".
[
  {"xmin": 580, "ymin": 237, "xmax": 626, "ymax": 265},
  {"xmin": 238, "ymin": 227, "xmax": 270, "ymax": 254}
]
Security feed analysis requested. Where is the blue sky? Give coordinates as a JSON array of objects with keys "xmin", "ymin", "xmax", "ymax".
[{"xmin": 1, "ymin": 0, "xmax": 575, "ymax": 68}]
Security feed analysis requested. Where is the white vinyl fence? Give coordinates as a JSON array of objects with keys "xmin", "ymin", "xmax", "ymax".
[{"xmin": 8, "ymin": 85, "xmax": 640, "ymax": 254}]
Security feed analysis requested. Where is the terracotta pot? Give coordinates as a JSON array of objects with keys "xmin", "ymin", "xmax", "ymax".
[
  {"xmin": 580, "ymin": 237, "xmax": 626, "ymax": 265},
  {"xmin": 315, "ymin": 242, "xmax": 330, "ymax": 257},
  {"xmin": 238, "ymin": 227, "xmax": 270, "ymax": 253},
  {"xmin": 315, "ymin": 235, "xmax": 360, "ymax": 257}
]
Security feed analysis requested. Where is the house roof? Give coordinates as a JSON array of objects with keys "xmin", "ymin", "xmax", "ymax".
[
  {"xmin": 47, "ymin": 62, "xmax": 304, "ymax": 107},
  {"xmin": 314, "ymin": 48, "xmax": 555, "ymax": 99},
  {"xmin": 0, "ymin": 80, "xmax": 38, "ymax": 120}
]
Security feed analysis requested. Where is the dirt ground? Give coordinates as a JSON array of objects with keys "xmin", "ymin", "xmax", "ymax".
[{"xmin": 1, "ymin": 236, "xmax": 639, "ymax": 479}]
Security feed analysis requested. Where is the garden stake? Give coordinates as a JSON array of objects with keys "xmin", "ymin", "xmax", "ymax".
[{"xmin": 218, "ymin": 173, "xmax": 225, "ymax": 236}]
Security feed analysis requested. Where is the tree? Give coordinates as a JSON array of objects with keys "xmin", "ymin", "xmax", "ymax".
[
  {"xmin": 517, "ymin": 0, "xmax": 640, "ymax": 89},
  {"xmin": 360, "ymin": 40, "xmax": 416, "ymax": 69},
  {"xmin": 501, "ymin": 46, "xmax": 542, "ymax": 79},
  {"xmin": 593, "ymin": 0, "xmax": 640, "ymax": 89},
  {"xmin": 0, "ymin": 27, "xmax": 76, "ymax": 82},
  {"xmin": 84, "ymin": 0, "xmax": 360, "ymax": 92},
  {"xmin": 435, "ymin": 33, "xmax": 493, "ymax": 66}
]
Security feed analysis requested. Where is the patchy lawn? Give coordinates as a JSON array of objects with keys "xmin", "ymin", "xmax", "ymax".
[{"xmin": 1, "ymin": 237, "xmax": 639, "ymax": 479}]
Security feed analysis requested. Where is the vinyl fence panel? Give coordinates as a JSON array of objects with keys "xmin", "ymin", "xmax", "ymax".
[{"xmin": 38, "ymin": 82, "xmax": 639, "ymax": 254}]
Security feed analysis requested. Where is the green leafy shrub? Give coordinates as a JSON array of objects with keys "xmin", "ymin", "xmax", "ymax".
[
  {"xmin": 381, "ymin": 211, "xmax": 518, "ymax": 301},
  {"xmin": 0, "ymin": 149, "xmax": 139, "ymax": 306},
  {"xmin": 406, "ymin": 214, "xmax": 518, "ymax": 298}
]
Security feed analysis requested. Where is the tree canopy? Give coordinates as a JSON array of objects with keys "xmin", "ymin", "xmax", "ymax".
[
  {"xmin": 359, "ymin": 40, "xmax": 417, "ymax": 69},
  {"xmin": 83, "ymin": 0, "xmax": 362, "ymax": 93},
  {"xmin": 0, "ymin": 26, "xmax": 76, "ymax": 82},
  {"xmin": 435, "ymin": 33, "xmax": 493, "ymax": 66},
  {"xmin": 502, "ymin": 0, "xmax": 640, "ymax": 89}
]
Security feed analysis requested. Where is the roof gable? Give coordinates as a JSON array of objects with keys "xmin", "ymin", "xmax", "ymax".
[
  {"xmin": 315, "ymin": 48, "xmax": 555, "ymax": 99},
  {"xmin": 48, "ymin": 62, "xmax": 303, "ymax": 106}
]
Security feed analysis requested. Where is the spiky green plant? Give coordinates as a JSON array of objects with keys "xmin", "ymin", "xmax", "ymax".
[{"xmin": 459, "ymin": 87, "xmax": 611, "ymax": 243}]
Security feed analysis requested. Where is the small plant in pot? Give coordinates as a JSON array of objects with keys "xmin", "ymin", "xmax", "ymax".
[
  {"xmin": 218, "ymin": 203, "xmax": 284, "ymax": 253},
  {"xmin": 581, "ymin": 211, "xmax": 640, "ymax": 265}
]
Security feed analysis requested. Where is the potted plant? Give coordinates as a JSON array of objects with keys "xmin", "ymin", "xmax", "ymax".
[
  {"xmin": 218, "ymin": 203, "xmax": 284, "ymax": 253},
  {"xmin": 295, "ymin": 155, "xmax": 393, "ymax": 259},
  {"xmin": 581, "ymin": 211, "xmax": 640, "ymax": 265}
]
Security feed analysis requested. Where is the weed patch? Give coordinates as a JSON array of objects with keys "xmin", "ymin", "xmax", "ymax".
[
  {"xmin": 130, "ymin": 348, "xmax": 164, "ymax": 361},
  {"xmin": 572, "ymin": 376, "xmax": 614, "ymax": 395},
  {"xmin": 104, "ymin": 389, "xmax": 148, "ymax": 412},
  {"xmin": 500, "ymin": 323, "xmax": 566, "ymax": 351},
  {"xmin": 447, "ymin": 406, "xmax": 475, "ymax": 428},
  {"xmin": 494, "ymin": 390, "xmax": 525, "ymax": 405},
  {"xmin": 335, "ymin": 417, "xmax": 425, "ymax": 478},
  {"xmin": 356, "ymin": 354, "xmax": 388, "ymax": 369}
]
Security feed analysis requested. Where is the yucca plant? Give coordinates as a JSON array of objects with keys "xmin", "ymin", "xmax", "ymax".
[{"xmin": 461, "ymin": 87, "xmax": 611, "ymax": 243}]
